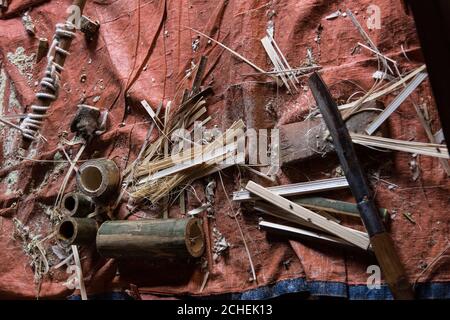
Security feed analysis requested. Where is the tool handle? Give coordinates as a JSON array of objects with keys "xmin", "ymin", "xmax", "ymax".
[{"xmin": 370, "ymin": 233, "xmax": 414, "ymax": 299}]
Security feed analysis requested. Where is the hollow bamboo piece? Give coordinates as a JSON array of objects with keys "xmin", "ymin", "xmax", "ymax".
[
  {"xmin": 77, "ymin": 159, "xmax": 120, "ymax": 200},
  {"xmin": 96, "ymin": 218, "xmax": 205, "ymax": 260},
  {"xmin": 57, "ymin": 217, "xmax": 98, "ymax": 245},
  {"xmin": 62, "ymin": 192, "xmax": 96, "ymax": 217}
]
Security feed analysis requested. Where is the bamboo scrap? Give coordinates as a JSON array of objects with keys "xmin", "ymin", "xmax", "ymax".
[
  {"xmin": 72, "ymin": 245, "xmax": 87, "ymax": 300},
  {"xmin": 261, "ymin": 34, "xmax": 299, "ymax": 93},
  {"xmin": 246, "ymin": 181, "xmax": 371, "ymax": 250},
  {"xmin": 350, "ymin": 133, "xmax": 450, "ymax": 159},
  {"xmin": 136, "ymin": 142, "xmax": 237, "ymax": 185},
  {"xmin": 0, "ymin": 115, "xmax": 24, "ymax": 133},
  {"xmin": 0, "ymin": 0, "xmax": 9, "ymax": 10},
  {"xmin": 243, "ymin": 65, "xmax": 321, "ymax": 76},
  {"xmin": 191, "ymin": 56, "xmax": 208, "ymax": 95},
  {"xmin": 141, "ymin": 100, "xmax": 159, "ymax": 124},
  {"xmin": 434, "ymin": 129, "xmax": 445, "ymax": 144},
  {"xmin": 347, "ymin": 9, "xmax": 393, "ymax": 75}
]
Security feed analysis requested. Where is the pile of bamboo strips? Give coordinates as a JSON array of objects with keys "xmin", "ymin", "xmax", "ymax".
[
  {"xmin": 245, "ymin": 181, "xmax": 371, "ymax": 250},
  {"xmin": 233, "ymin": 178, "xmax": 375, "ymax": 250},
  {"xmin": 131, "ymin": 120, "xmax": 245, "ymax": 203}
]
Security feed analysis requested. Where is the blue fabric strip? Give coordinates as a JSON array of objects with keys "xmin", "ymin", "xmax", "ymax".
[
  {"xmin": 231, "ymin": 278, "xmax": 450, "ymax": 300},
  {"xmin": 67, "ymin": 279, "xmax": 450, "ymax": 300},
  {"xmin": 231, "ymin": 278, "xmax": 309, "ymax": 300}
]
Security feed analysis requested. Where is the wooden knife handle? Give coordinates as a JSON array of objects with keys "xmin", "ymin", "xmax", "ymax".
[{"xmin": 370, "ymin": 233, "xmax": 415, "ymax": 299}]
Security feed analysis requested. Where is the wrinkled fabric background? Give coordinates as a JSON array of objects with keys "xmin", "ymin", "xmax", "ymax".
[{"xmin": 0, "ymin": 0, "xmax": 449, "ymax": 299}]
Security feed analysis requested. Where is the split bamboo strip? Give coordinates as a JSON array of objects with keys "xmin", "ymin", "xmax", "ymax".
[
  {"xmin": 350, "ymin": 133, "xmax": 450, "ymax": 159},
  {"xmin": 0, "ymin": 116, "xmax": 24, "ymax": 133},
  {"xmin": 347, "ymin": 9, "xmax": 393, "ymax": 75},
  {"xmin": 72, "ymin": 245, "xmax": 87, "ymax": 300},
  {"xmin": 366, "ymin": 72, "xmax": 428, "ymax": 135},
  {"xmin": 135, "ymin": 120, "xmax": 244, "ymax": 179},
  {"xmin": 136, "ymin": 142, "xmax": 237, "ymax": 185},
  {"xmin": 267, "ymin": 33, "xmax": 299, "ymax": 86},
  {"xmin": 243, "ymin": 65, "xmax": 321, "ymax": 76}
]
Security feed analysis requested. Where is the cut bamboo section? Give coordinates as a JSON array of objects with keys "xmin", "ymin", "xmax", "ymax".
[
  {"xmin": 77, "ymin": 159, "xmax": 120, "ymax": 200},
  {"xmin": 57, "ymin": 217, "xmax": 98, "ymax": 246},
  {"xmin": 61, "ymin": 192, "xmax": 97, "ymax": 217},
  {"xmin": 246, "ymin": 181, "xmax": 371, "ymax": 250},
  {"xmin": 233, "ymin": 177, "xmax": 349, "ymax": 202},
  {"xmin": 350, "ymin": 133, "xmax": 450, "ymax": 159},
  {"xmin": 96, "ymin": 218, "xmax": 205, "ymax": 260}
]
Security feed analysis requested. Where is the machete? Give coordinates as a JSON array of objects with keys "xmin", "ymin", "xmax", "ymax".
[{"xmin": 308, "ymin": 72, "xmax": 414, "ymax": 300}]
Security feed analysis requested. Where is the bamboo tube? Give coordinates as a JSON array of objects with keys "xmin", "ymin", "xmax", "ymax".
[
  {"xmin": 77, "ymin": 159, "xmax": 120, "ymax": 200},
  {"xmin": 96, "ymin": 218, "xmax": 205, "ymax": 260},
  {"xmin": 57, "ymin": 217, "xmax": 98, "ymax": 245},
  {"xmin": 62, "ymin": 192, "xmax": 97, "ymax": 217}
]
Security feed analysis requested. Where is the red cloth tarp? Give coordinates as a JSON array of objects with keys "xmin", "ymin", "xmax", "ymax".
[{"xmin": 0, "ymin": 0, "xmax": 449, "ymax": 299}]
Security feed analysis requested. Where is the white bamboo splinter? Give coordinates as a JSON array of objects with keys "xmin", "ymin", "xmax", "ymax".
[
  {"xmin": 259, "ymin": 220, "xmax": 359, "ymax": 248},
  {"xmin": 233, "ymin": 177, "xmax": 349, "ymax": 202},
  {"xmin": 246, "ymin": 181, "xmax": 371, "ymax": 250}
]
